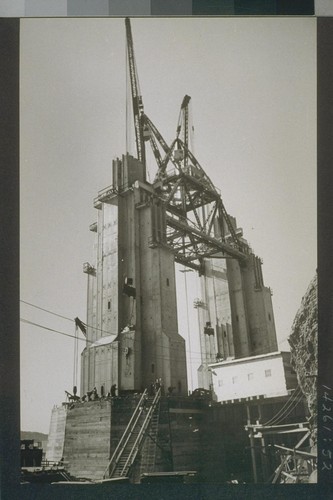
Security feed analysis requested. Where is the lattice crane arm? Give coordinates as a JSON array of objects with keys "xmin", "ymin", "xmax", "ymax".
[
  {"xmin": 125, "ymin": 17, "xmax": 146, "ymax": 173},
  {"xmin": 180, "ymin": 95, "xmax": 191, "ymax": 168}
]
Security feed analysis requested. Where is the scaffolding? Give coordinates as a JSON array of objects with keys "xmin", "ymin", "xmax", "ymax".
[{"xmin": 245, "ymin": 421, "xmax": 317, "ymax": 483}]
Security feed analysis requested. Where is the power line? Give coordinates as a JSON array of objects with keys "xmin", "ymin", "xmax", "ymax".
[
  {"xmin": 20, "ymin": 299, "xmax": 117, "ymax": 338},
  {"xmin": 20, "ymin": 300, "xmax": 207, "ymax": 359},
  {"xmin": 20, "ymin": 299, "xmax": 73, "ymax": 323},
  {"xmin": 263, "ymin": 387, "xmax": 301, "ymax": 426},
  {"xmin": 274, "ymin": 391, "xmax": 305, "ymax": 425},
  {"xmin": 20, "ymin": 299, "xmax": 292, "ymax": 368},
  {"xmin": 262, "ymin": 386, "xmax": 302, "ymax": 426},
  {"xmin": 20, "ymin": 318, "xmax": 206, "ymax": 362},
  {"xmin": 21, "ymin": 318, "xmax": 86, "ymax": 343}
]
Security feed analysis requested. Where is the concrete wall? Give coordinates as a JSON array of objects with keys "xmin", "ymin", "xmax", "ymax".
[
  {"xmin": 210, "ymin": 352, "xmax": 289, "ymax": 402},
  {"xmin": 45, "ymin": 405, "xmax": 67, "ymax": 463},
  {"xmin": 63, "ymin": 400, "xmax": 112, "ymax": 480}
]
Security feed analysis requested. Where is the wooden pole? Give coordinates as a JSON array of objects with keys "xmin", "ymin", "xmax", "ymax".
[
  {"xmin": 258, "ymin": 403, "xmax": 269, "ymax": 482},
  {"xmin": 246, "ymin": 405, "xmax": 258, "ymax": 483}
]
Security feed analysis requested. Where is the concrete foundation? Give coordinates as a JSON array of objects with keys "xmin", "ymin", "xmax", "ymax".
[
  {"xmin": 58, "ymin": 396, "xmax": 209, "ymax": 481},
  {"xmin": 47, "ymin": 391, "xmax": 308, "ymax": 483}
]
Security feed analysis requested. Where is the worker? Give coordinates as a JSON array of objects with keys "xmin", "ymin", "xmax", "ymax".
[
  {"xmin": 91, "ymin": 387, "xmax": 98, "ymax": 401},
  {"xmin": 167, "ymin": 386, "xmax": 174, "ymax": 396},
  {"xmin": 155, "ymin": 378, "xmax": 160, "ymax": 391},
  {"xmin": 111, "ymin": 384, "xmax": 117, "ymax": 397}
]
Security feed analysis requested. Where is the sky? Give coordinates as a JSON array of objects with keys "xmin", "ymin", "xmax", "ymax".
[{"xmin": 20, "ymin": 17, "xmax": 316, "ymax": 434}]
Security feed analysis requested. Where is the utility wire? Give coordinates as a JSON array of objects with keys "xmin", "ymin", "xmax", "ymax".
[
  {"xmin": 20, "ymin": 300, "xmax": 207, "ymax": 358},
  {"xmin": 21, "ymin": 318, "xmax": 87, "ymax": 343},
  {"xmin": 22, "ymin": 298, "xmax": 292, "ymax": 366},
  {"xmin": 20, "ymin": 318, "xmax": 206, "ymax": 361},
  {"xmin": 20, "ymin": 299, "xmax": 73, "ymax": 323},
  {"xmin": 23, "ymin": 315, "xmax": 300, "ymax": 394},
  {"xmin": 262, "ymin": 387, "xmax": 301, "ymax": 426},
  {"xmin": 273, "ymin": 391, "xmax": 305, "ymax": 425},
  {"xmin": 20, "ymin": 299, "xmax": 117, "ymax": 338},
  {"xmin": 262, "ymin": 386, "xmax": 302, "ymax": 426}
]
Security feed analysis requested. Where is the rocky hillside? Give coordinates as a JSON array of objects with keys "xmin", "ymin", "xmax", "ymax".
[{"xmin": 288, "ymin": 273, "xmax": 317, "ymax": 442}]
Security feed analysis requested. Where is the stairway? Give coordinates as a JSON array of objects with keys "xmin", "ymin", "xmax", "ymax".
[
  {"xmin": 139, "ymin": 398, "xmax": 161, "ymax": 474},
  {"xmin": 103, "ymin": 388, "xmax": 161, "ymax": 479}
]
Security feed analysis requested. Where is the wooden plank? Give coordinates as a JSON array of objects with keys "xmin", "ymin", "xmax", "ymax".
[
  {"xmin": 274, "ymin": 444, "xmax": 317, "ymax": 458},
  {"xmin": 272, "ymin": 454, "xmax": 291, "ymax": 484}
]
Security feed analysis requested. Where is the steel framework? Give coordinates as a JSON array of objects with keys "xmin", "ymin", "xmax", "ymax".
[{"xmin": 125, "ymin": 18, "xmax": 251, "ymax": 272}]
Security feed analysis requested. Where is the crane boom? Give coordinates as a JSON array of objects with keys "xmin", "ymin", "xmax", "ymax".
[
  {"xmin": 125, "ymin": 17, "xmax": 146, "ymax": 176},
  {"xmin": 181, "ymin": 95, "xmax": 191, "ymax": 169}
]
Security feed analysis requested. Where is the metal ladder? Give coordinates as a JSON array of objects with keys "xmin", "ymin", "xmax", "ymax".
[{"xmin": 103, "ymin": 388, "xmax": 161, "ymax": 479}]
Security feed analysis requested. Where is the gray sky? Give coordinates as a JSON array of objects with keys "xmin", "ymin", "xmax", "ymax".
[{"xmin": 20, "ymin": 17, "xmax": 316, "ymax": 434}]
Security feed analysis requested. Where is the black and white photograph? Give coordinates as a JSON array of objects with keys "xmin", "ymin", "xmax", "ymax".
[{"xmin": 14, "ymin": 13, "xmax": 320, "ymax": 491}]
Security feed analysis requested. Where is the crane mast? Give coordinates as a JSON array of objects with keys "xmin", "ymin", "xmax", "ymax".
[
  {"xmin": 125, "ymin": 17, "xmax": 146, "ymax": 178},
  {"xmin": 124, "ymin": 18, "xmax": 247, "ymax": 266}
]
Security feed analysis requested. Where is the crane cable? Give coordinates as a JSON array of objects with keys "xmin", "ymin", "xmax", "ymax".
[
  {"xmin": 183, "ymin": 267, "xmax": 193, "ymax": 390},
  {"xmin": 125, "ymin": 35, "xmax": 130, "ymax": 156},
  {"xmin": 73, "ymin": 323, "xmax": 78, "ymax": 392}
]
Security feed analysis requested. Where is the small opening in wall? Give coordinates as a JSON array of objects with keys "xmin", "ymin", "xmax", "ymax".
[
  {"xmin": 108, "ymin": 300, "xmax": 111, "ymax": 310},
  {"xmin": 268, "ymin": 313, "xmax": 271, "ymax": 321},
  {"xmin": 151, "ymin": 363, "xmax": 155, "ymax": 374},
  {"xmin": 166, "ymin": 278, "xmax": 170, "ymax": 286}
]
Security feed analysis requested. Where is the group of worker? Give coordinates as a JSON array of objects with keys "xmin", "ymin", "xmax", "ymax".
[
  {"xmin": 80, "ymin": 384, "xmax": 117, "ymax": 402},
  {"xmin": 68, "ymin": 379, "xmax": 180, "ymax": 405}
]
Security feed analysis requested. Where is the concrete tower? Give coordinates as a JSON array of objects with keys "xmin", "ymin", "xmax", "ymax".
[
  {"xmin": 196, "ymin": 216, "xmax": 278, "ymax": 390},
  {"xmin": 226, "ymin": 254, "xmax": 277, "ymax": 358},
  {"xmin": 81, "ymin": 155, "xmax": 188, "ymax": 396}
]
